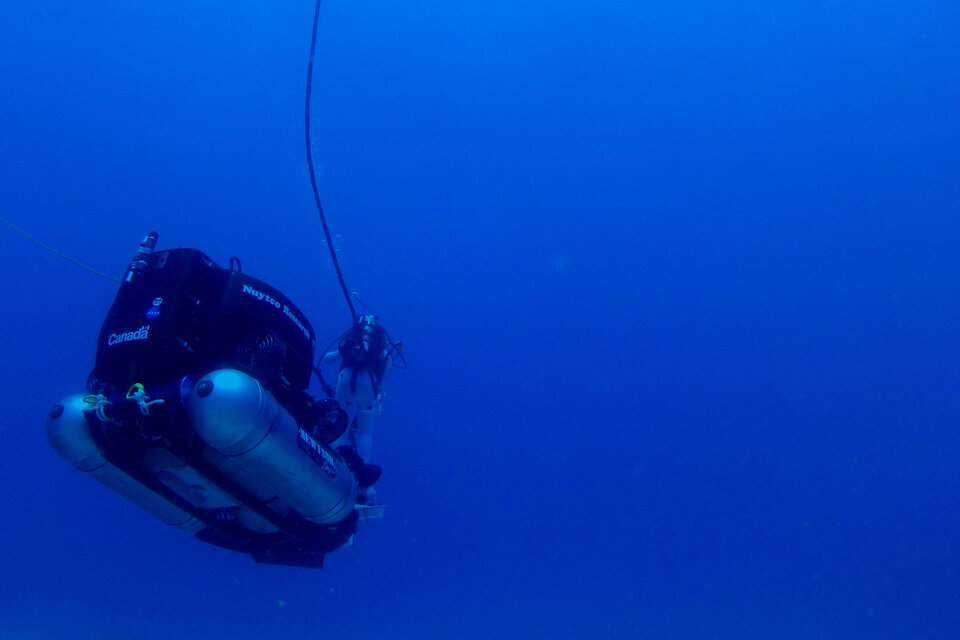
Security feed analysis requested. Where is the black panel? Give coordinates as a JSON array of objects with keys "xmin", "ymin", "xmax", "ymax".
[{"xmin": 92, "ymin": 249, "xmax": 316, "ymax": 395}]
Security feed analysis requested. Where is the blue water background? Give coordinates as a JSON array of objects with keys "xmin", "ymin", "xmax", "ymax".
[{"xmin": 1, "ymin": 1, "xmax": 958, "ymax": 638}]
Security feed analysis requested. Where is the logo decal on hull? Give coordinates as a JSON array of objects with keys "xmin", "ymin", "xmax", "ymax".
[
  {"xmin": 241, "ymin": 284, "xmax": 312, "ymax": 341},
  {"xmin": 107, "ymin": 325, "xmax": 151, "ymax": 346},
  {"xmin": 297, "ymin": 428, "xmax": 338, "ymax": 478}
]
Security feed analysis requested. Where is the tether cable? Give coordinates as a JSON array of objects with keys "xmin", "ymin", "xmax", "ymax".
[
  {"xmin": 305, "ymin": 0, "xmax": 358, "ymax": 324},
  {"xmin": 0, "ymin": 215, "xmax": 121, "ymax": 283}
]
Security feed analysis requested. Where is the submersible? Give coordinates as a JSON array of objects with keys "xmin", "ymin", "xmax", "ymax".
[{"xmin": 47, "ymin": 234, "xmax": 394, "ymax": 568}]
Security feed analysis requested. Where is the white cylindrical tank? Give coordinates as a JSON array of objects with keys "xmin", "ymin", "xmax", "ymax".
[
  {"xmin": 186, "ymin": 369, "xmax": 358, "ymax": 525},
  {"xmin": 46, "ymin": 394, "xmax": 204, "ymax": 532}
]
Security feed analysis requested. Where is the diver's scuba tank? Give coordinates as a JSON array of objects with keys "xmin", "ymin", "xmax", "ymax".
[
  {"xmin": 336, "ymin": 315, "xmax": 391, "ymax": 413},
  {"xmin": 339, "ymin": 315, "xmax": 389, "ymax": 390}
]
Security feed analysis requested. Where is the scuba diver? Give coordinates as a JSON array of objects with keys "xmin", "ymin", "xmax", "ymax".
[
  {"xmin": 46, "ymin": 233, "xmax": 403, "ymax": 567},
  {"xmin": 327, "ymin": 314, "xmax": 399, "ymax": 503}
]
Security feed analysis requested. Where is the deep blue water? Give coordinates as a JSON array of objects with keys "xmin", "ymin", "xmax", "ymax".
[{"xmin": 1, "ymin": 1, "xmax": 959, "ymax": 638}]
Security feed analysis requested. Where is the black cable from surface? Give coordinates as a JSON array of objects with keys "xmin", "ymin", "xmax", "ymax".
[{"xmin": 305, "ymin": 0, "xmax": 358, "ymax": 325}]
